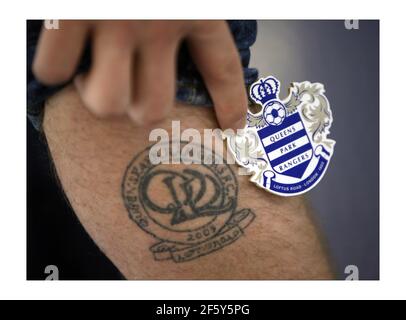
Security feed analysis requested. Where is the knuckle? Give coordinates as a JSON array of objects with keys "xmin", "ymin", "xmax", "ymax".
[
  {"xmin": 145, "ymin": 22, "xmax": 181, "ymax": 45},
  {"xmin": 108, "ymin": 32, "xmax": 134, "ymax": 51},
  {"xmin": 98, "ymin": 21, "xmax": 138, "ymax": 50},
  {"xmin": 113, "ymin": 28, "xmax": 136, "ymax": 49}
]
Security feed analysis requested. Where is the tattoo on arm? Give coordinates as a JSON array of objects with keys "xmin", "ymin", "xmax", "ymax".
[{"xmin": 121, "ymin": 141, "xmax": 255, "ymax": 263}]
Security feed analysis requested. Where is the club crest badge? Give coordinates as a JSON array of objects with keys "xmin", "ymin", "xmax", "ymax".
[{"xmin": 227, "ymin": 76, "xmax": 335, "ymax": 196}]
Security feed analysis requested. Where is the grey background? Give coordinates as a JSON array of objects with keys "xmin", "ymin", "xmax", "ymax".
[{"xmin": 250, "ymin": 20, "xmax": 379, "ymax": 280}]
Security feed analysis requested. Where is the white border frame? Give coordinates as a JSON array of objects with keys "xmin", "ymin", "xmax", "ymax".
[{"xmin": 0, "ymin": 0, "xmax": 404, "ymax": 300}]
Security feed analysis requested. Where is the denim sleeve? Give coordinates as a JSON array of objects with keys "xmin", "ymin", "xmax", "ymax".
[{"xmin": 27, "ymin": 20, "xmax": 258, "ymax": 130}]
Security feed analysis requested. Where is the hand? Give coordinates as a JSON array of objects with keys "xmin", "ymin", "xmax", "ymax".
[{"xmin": 33, "ymin": 20, "xmax": 248, "ymax": 130}]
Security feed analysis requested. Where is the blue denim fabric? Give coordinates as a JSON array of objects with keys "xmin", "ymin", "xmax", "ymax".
[{"xmin": 27, "ymin": 20, "xmax": 258, "ymax": 130}]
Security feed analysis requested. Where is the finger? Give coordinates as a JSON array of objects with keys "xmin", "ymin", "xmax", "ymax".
[
  {"xmin": 75, "ymin": 24, "xmax": 134, "ymax": 117},
  {"xmin": 128, "ymin": 40, "xmax": 177, "ymax": 125},
  {"xmin": 33, "ymin": 20, "xmax": 89, "ymax": 84},
  {"xmin": 187, "ymin": 21, "xmax": 248, "ymax": 131}
]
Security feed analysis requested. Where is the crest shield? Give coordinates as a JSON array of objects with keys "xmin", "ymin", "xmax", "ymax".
[
  {"xmin": 258, "ymin": 112, "xmax": 313, "ymax": 179},
  {"xmin": 226, "ymin": 75, "xmax": 335, "ymax": 196}
]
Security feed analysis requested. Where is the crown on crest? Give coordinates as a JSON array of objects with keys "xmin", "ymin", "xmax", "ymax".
[{"xmin": 250, "ymin": 77, "xmax": 280, "ymax": 104}]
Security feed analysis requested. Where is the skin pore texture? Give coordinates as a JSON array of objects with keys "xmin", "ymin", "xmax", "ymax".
[{"xmin": 43, "ymin": 85, "xmax": 334, "ymax": 279}]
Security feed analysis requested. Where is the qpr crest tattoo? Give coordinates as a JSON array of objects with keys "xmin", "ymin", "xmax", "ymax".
[
  {"xmin": 122, "ymin": 142, "xmax": 255, "ymax": 263},
  {"xmin": 227, "ymin": 76, "xmax": 335, "ymax": 196}
]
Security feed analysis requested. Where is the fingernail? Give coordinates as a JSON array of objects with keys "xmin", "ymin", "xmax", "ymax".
[{"xmin": 127, "ymin": 107, "xmax": 145, "ymax": 126}]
